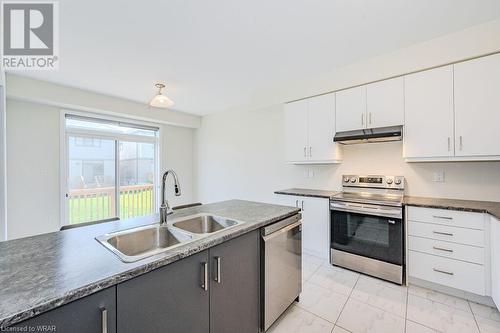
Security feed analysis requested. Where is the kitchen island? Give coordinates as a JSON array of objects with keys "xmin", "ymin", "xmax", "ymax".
[{"xmin": 0, "ymin": 200, "xmax": 300, "ymax": 330}]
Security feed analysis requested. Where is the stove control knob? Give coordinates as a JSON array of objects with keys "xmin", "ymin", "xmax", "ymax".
[
  {"xmin": 344, "ymin": 177, "xmax": 350, "ymax": 183},
  {"xmin": 350, "ymin": 177, "xmax": 357, "ymax": 183},
  {"xmin": 395, "ymin": 178, "xmax": 402, "ymax": 185},
  {"xmin": 386, "ymin": 178, "xmax": 393, "ymax": 184}
]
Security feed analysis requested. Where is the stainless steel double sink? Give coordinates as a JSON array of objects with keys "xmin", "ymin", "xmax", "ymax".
[{"xmin": 96, "ymin": 214, "xmax": 243, "ymax": 262}]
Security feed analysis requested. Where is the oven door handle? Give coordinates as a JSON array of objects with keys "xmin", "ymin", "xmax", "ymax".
[{"xmin": 330, "ymin": 202, "xmax": 402, "ymax": 219}]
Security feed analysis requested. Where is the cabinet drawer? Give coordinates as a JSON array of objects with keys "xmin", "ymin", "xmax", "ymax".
[
  {"xmin": 408, "ymin": 236, "xmax": 484, "ymax": 264},
  {"xmin": 407, "ymin": 207, "xmax": 485, "ymax": 230},
  {"xmin": 408, "ymin": 221, "xmax": 484, "ymax": 247},
  {"xmin": 409, "ymin": 251, "xmax": 485, "ymax": 295}
]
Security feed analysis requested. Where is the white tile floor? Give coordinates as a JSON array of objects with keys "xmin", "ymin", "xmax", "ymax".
[{"xmin": 267, "ymin": 253, "xmax": 500, "ymax": 333}]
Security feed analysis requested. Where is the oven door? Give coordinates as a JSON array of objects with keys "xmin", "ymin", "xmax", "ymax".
[{"xmin": 330, "ymin": 202, "xmax": 403, "ymax": 266}]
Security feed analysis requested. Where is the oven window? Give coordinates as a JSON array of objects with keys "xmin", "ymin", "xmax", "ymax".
[{"xmin": 331, "ymin": 210, "xmax": 403, "ymax": 265}]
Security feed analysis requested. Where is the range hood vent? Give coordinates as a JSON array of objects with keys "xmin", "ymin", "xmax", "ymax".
[{"xmin": 334, "ymin": 125, "xmax": 403, "ymax": 145}]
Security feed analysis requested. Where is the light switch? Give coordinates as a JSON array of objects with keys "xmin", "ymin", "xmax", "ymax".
[{"xmin": 432, "ymin": 171, "xmax": 445, "ymax": 182}]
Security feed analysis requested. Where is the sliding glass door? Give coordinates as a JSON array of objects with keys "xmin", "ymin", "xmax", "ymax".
[{"xmin": 64, "ymin": 115, "xmax": 159, "ymax": 226}]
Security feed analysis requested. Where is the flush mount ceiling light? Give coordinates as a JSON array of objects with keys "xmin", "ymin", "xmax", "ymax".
[{"xmin": 149, "ymin": 83, "xmax": 174, "ymax": 108}]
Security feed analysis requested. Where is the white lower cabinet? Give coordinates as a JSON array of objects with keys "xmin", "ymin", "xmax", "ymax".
[
  {"xmin": 275, "ymin": 194, "xmax": 330, "ymax": 260},
  {"xmin": 409, "ymin": 250, "xmax": 486, "ymax": 295},
  {"xmin": 491, "ymin": 216, "xmax": 500, "ymax": 309},
  {"xmin": 407, "ymin": 206, "xmax": 488, "ymax": 296}
]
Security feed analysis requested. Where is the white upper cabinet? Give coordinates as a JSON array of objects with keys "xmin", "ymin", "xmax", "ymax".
[
  {"xmin": 336, "ymin": 78, "xmax": 404, "ymax": 132},
  {"xmin": 307, "ymin": 94, "xmax": 339, "ymax": 162},
  {"xmin": 454, "ymin": 53, "xmax": 500, "ymax": 157},
  {"xmin": 403, "ymin": 66, "xmax": 455, "ymax": 159},
  {"xmin": 284, "ymin": 93, "xmax": 341, "ymax": 164},
  {"xmin": 284, "ymin": 99, "xmax": 308, "ymax": 162},
  {"xmin": 335, "ymin": 85, "xmax": 366, "ymax": 132},
  {"xmin": 366, "ymin": 77, "xmax": 404, "ymax": 128}
]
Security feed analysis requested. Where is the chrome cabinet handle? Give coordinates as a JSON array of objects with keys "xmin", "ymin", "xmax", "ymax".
[
  {"xmin": 433, "ymin": 231, "xmax": 454, "ymax": 236},
  {"xmin": 433, "ymin": 215, "xmax": 453, "ymax": 220},
  {"xmin": 433, "ymin": 268, "xmax": 454, "ymax": 276},
  {"xmin": 447, "ymin": 137, "xmax": 451, "ymax": 151},
  {"xmin": 201, "ymin": 262, "xmax": 208, "ymax": 291},
  {"xmin": 295, "ymin": 200, "xmax": 298, "ymax": 207},
  {"xmin": 388, "ymin": 220, "xmax": 396, "ymax": 224},
  {"xmin": 361, "ymin": 113, "xmax": 365, "ymax": 126},
  {"xmin": 301, "ymin": 200, "xmax": 304, "ymax": 211},
  {"xmin": 433, "ymin": 246, "xmax": 453, "ymax": 253},
  {"xmin": 459, "ymin": 136, "xmax": 463, "ymax": 151},
  {"xmin": 309, "ymin": 147, "xmax": 312, "ymax": 157},
  {"xmin": 101, "ymin": 308, "xmax": 108, "ymax": 333},
  {"xmin": 214, "ymin": 256, "xmax": 221, "ymax": 283}
]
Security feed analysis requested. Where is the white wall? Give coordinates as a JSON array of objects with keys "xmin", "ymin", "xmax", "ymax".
[
  {"xmin": 6, "ymin": 100, "xmax": 61, "ymax": 239},
  {"xmin": 161, "ymin": 124, "xmax": 195, "ymax": 208},
  {"xmin": 6, "ymin": 74, "xmax": 201, "ymax": 129},
  {"xmin": 0, "ymin": 72, "xmax": 7, "ymax": 241},
  {"xmin": 195, "ymin": 19, "xmax": 500, "ymax": 205},
  {"xmin": 6, "ymin": 101, "xmax": 196, "ymax": 240}
]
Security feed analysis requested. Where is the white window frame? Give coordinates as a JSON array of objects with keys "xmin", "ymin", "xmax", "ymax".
[{"xmin": 59, "ymin": 110, "xmax": 162, "ymax": 227}]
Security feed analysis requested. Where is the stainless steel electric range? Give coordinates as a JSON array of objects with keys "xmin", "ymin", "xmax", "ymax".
[{"xmin": 330, "ymin": 175, "xmax": 405, "ymax": 284}]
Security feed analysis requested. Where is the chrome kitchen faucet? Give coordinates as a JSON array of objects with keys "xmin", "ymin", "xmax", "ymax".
[{"xmin": 160, "ymin": 169, "xmax": 181, "ymax": 224}]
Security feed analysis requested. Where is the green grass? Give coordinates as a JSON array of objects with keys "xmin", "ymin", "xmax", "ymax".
[{"xmin": 69, "ymin": 191, "xmax": 154, "ymax": 224}]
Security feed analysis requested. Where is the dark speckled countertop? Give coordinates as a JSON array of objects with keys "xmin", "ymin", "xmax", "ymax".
[
  {"xmin": 404, "ymin": 196, "xmax": 500, "ymax": 220},
  {"xmin": 0, "ymin": 200, "xmax": 300, "ymax": 328},
  {"xmin": 274, "ymin": 188, "xmax": 339, "ymax": 199}
]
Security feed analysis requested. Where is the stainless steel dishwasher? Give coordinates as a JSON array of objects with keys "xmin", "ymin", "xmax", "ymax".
[{"xmin": 261, "ymin": 213, "xmax": 302, "ymax": 331}]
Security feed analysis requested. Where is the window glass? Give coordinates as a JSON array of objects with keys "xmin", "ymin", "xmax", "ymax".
[{"xmin": 68, "ymin": 136, "xmax": 116, "ymax": 224}]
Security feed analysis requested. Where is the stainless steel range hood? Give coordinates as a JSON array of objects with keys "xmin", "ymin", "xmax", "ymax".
[{"xmin": 334, "ymin": 126, "xmax": 403, "ymax": 145}]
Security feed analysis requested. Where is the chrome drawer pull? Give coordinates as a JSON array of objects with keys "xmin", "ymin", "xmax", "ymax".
[
  {"xmin": 433, "ymin": 246, "xmax": 453, "ymax": 253},
  {"xmin": 433, "ymin": 215, "xmax": 453, "ymax": 220},
  {"xmin": 433, "ymin": 231, "xmax": 453, "ymax": 236},
  {"xmin": 433, "ymin": 268, "xmax": 454, "ymax": 276},
  {"xmin": 201, "ymin": 262, "xmax": 208, "ymax": 291},
  {"xmin": 214, "ymin": 256, "xmax": 221, "ymax": 283},
  {"xmin": 101, "ymin": 308, "xmax": 108, "ymax": 333}
]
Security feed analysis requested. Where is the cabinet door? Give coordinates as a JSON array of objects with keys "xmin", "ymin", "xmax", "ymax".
[
  {"xmin": 300, "ymin": 197, "xmax": 330, "ymax": 260},
  {"xmin": 284, "ymin": 99, "xmax": 308, "ymax": 162},
  {"xmin": 210, "ymin": 230, "xmax": 260, "ymax": 333},
  {"xmin": 403, "ymin": 66, "xmax": 454, "ymax": 159},
  {"xmin": 492, "ymin": 216, "xmax": 500, "ymax": 310},
  {"xmin": 307, "ymin": 93, "xmax": 340, "ymax": 161},
  {"xmin": 454, "ymin": 53, "xmax": 500, "ymax": 157},
  {"xmin": 275, "ymin": 194, "xmax": 299, "ymax": 208},
  {"xmin": 335, "ymin": 85, "xmax": 367, "ymax": 132},
  {"xmin": 12, "ymin": 287, "xmax": 116, "ymax": 333},
  {"xmin": 117, "ymin": 251, "xmax": 209, "ymax": 333},
  {"xmin": 366, "ymin": 77, "xmax": 404, "ymax": 128}
]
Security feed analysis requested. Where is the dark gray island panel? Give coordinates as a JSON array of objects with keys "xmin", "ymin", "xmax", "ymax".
[
  {"xmin": 209, "ymin": 230, "xmax": 260, "ymax": 333},
  {"xmin": 117, "ymin": 250, "xmax": 210, "ymax": 333},
  {"xmin": 11, "ymin": 287, "xmax": 116, "ymax": 333}
]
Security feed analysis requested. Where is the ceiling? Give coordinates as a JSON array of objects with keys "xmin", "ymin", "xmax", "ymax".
[{"xmin": 17, "ymin": 0, "xmax": 500, "ymax": 115}]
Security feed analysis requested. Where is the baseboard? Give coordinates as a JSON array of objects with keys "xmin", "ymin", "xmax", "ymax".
[{"xmin": 409, "ymin": 277, "xmax": 496, "ymax": 307}]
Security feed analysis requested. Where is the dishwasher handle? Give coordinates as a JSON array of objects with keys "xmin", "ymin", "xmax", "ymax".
[{"xmin": 262, "ymin": 220, "xmax": 302, "ymax": 242}]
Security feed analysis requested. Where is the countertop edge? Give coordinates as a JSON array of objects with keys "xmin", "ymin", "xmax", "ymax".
[
  {"xmin": 274, "ymin": 189, "xmax": 338, "ymax": 199},
  {"xmin": 0, "ymin": 207, "xmax": 300, "ymax": 328}
]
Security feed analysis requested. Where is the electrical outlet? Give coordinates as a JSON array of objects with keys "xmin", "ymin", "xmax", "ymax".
[{"xmin": 432, "ymin": 171, "xmax": 445, "ymax": 182}]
